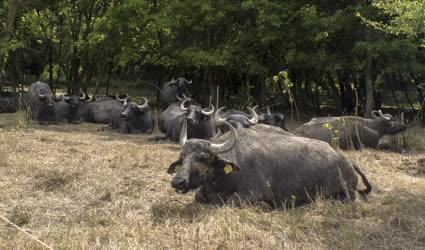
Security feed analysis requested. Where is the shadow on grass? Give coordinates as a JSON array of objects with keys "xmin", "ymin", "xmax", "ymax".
[{"xmin": 150, "ymin": 201, "xmax": 211, "ymax": 224}]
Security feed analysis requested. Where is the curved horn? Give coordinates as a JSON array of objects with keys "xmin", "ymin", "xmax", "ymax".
[
  {"xmin": 180, "ymin": 99, "xmax": 188, "ymax": 111},
  {"xmin": 116, "ymin": 93, "xmax": 126, "ymax": 102},
  {"xmin": 214, "ymin": 106, "xmax": 227, "ymax": 125},
  {"xmin": 137, "ymin": 97, "xmax": 148, "ymax": 109},
  {"xmin": 247, "ymin": 106, "xmax": 259, "ymax": 125},
  {"xmin": 182, "ymin": 93, "xmax": 189, "ymax": 100},
  {"xmin": 266, "ymin": 106, "xmax": 271, "ymax": 115},
  {"xmin": 123, "ymin": 97, "xmax": 128, "ymax": 106},
  {"xmin": 176, "ymin": 94, "xmax": 184, "ymax": 101},
  {"xmin": 179, "ymin": 120, "xmax": 188, "ymax": 147},
  {"xmin": 201, "ymin": 104, "xmax": 215, "ymax": 116},
  {"xmin": 378, "ymin": 110, "xmax": 391, "ymax": 121},
  {"xmin": 371, "ymin": 110, "xmax": 380, "ymax": 119},
  {"xmin": 210, "ymin": 121, "xmax": 238, "ymax": 154},
  {"xmin": 79, "ymin": 90, "xmax": 86, "ymax": 100},
  {"xmin": 39, "ymin": 94, "xmax": 45, "ymax": 98},
  {"xmin": 187, "ymin": 79, "xmax": 192, "ymax": 84}
]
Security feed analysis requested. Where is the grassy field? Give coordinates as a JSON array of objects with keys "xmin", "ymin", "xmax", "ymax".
[{"xmin": 0, "ymin": 113, "xmax": 425, "ymax": 249}]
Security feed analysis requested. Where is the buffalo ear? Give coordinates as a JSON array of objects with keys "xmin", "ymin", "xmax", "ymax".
[
  {"xmin": 214, "ymin": 156, "xmax": 240, "ymax": 174},
  {"xmin": 167, "ymin": 159, "xmax": 182, "ymax": 174}
]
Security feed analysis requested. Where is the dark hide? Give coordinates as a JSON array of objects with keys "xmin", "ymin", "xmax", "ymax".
[
  {"xmin": 296, "ymin": 114, "xmax": 407, "ymax": 150},
  {"xmin": 161, "ymin": 77, "xmax": 192, "ymax": 104},
  {"xmin": 259, "ymin": 112, "xmax": 287, "ymax": 131},
  {"xmin": 28, "ymin": 81, "xmax": 57, "ymax": 123},
  {"xmin": 83, "ymin": 99, "xmax": 123, "ymax": 124},
  {"xmin": 110, "ymin": 98, "xmax": 155, "ymax": 134},
  {"xmin": 55, "ymin": 95, "xmax": 86, "ymax": 123},
  {"xmin": 169, "ymin": 124, "xmax": 371, "ymax": 207},
  {"xmin": 0, "ymin": 92, "xmax": 18, "ymax": 113}
]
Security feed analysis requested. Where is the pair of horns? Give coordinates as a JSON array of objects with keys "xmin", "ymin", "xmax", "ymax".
[
  {"xmin": 214, "ymin": 106, "xmax": 259, "ymax": 126},
  {"xmin": 176, "ymin": 93, "xmax": 189, "ymax": 101},
  {"xmin": 170, "ymin": 78, "xmax": 192, "ymax": 85},
  {"xmin": 116, "ymin": 93, "xmax": 129, "ymax": 102},
  {"xmin": 179, "ymin": 120, "xmax": 238, "ymax": 154},
  {"xmin": 123, "ymin": 96, "xmax": 149, "ymax": 109},
  {"xmin": 180, "ymin": 100, "xmax": 215, "ymax": 116},
  {"xmin": 371, "ymin": 110, "xmax": 392, "ymax": 120}
]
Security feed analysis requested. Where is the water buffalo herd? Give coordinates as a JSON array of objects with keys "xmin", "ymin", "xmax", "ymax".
[{"xmin": 1, "ymin": 78, "xmax": 412, "ymax": 208}]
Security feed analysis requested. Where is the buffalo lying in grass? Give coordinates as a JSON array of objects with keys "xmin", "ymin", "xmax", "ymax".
[
  {"xmin": 296, "ymin": 110, "xmax": 407, "ymax": 150},
  {"xmin": 168, "ymin": 122, "xmax": 371, "ymax": 207},
  {"xmin": 110, "ymin": 97, "xmax": 155, "ymax": 134},
  {"xmin": 28, "ymin": 81, "xmax": 58, "ymax": 124}
]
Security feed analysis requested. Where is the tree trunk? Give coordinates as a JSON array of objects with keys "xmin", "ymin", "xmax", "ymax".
[
  {"xmin": 365, "ymin": 55, "xmax": 374, "ymax": 118},
  {"xmin": 327, "ymin": 73, "xmax": 342, "ymax": 115},
  {"xmin": 0, "ymin": 0, "xmax": 19, "ymax": 80}
]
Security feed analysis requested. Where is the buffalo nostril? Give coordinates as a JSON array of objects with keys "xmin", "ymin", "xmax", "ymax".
[
  {"xmin": 171, "ymin": 177, "xmax": 186, "ymax": 189},
  {"xmin": 187, "ymin": 118, "xmax": 197, "ymax": 124}
]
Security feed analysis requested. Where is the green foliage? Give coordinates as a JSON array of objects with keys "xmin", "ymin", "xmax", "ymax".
[
  {"xmin": 0, "ymin": 0, "xmax": 424, "ymax": 113},
  {"xmin": 361, "ymin": 0, "xmax": 425, "ymax": 46}
]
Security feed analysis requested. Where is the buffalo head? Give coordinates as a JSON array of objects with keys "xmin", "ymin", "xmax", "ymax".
[
  {"xmin": 169, "ymin": 77, "xmax": 192, "ymax": 89},
  {"xmin": 120, "ymin": 97, "xmax": 149, "ymax": 121},
  {"xmin": 180, "ymin": 100, "xmax": 214, "ymax": 125},
  {"xmin": 64, "ymin": 91, "xmax": 86, "ymax": 109},
  {"xmin": 371, "ymin": 110, "xmax": 407, "ymax": 134},
  {"xmin": 168, "ymin": 121, "xmax": 239, "ymax": 193},
  {"xmin": 259, "ymin": 107, "xmax": 287, "ymax": 130},
  {"xmin": 38, "ymin": 93, "xmax": 58, "ymax": 108},
  {"xmin": 214, "ymin": 106, "xmax": 258, "ymax": 129}
]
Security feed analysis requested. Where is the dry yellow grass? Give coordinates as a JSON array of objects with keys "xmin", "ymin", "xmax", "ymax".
[{"xmin": 0, "ymin": 113, "xmax": 424, "ymax": 249}]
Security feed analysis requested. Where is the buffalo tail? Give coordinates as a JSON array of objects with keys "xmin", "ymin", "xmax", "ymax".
[{"xmin": 352, "ymin": 163, "xmax": 372, "ymax": 195}]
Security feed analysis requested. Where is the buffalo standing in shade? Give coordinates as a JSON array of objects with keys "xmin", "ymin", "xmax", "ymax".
[
  {"xmin": 296, "ymin": 110, "xmax": 407, "ymax": 150},
  {"xmin": 168, "ymin": 122, "xmax": 371, "ymax": 207}
]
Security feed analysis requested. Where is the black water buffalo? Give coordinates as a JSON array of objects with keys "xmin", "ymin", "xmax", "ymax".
[
  {"xmin": 168, "ymin": 122, "xmax": 371, "ymax": 207},
  {"xmin": 259, "ymin": 107, "xmax": 287, "ymax": 131},
  {"xmin": 90, "ymin": 93, "xmax": 129, "ymax": 102},
  {"xmin": 296, "ymin": 110, "xmax": 407, "ymax": 150},
  {"xmin": 83, "ymin": 99, "xmax": 124, "ymax": 124},
  {"xmin": 55, "ymin": 92, "xmax": 87, "ymax": 123},
  {"xmin": 0, "ymin": 92, "xmax": 18, "ymax": 113},
  {"xmin": 214, "ymin": 106, "xmax": 259, "ymax": 129},
  {"xmin": 109, "ymin": 97, "xmax": 155, "ymax": 134},
  {"xmin": 218, "ymin": 106, "xmax": 287, "ymax": 131},
  {"xmin": 158, "ymin": 95, "xmax": 196, "ymax": 135},
  {"xmin": 28, "ymin": 81, "xmax": 58, "ymax": 123},
  {"xmin": 160, "ymin": 99, "xmax": 216, "ymax": 142},
  {"xmin": 161, "ymin": 77, "xmax": 192, "ymax": 104}
]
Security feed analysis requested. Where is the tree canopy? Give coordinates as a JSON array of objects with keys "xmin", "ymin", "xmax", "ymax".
[{"xmin": 1, "ymin": 0, "xmax": 424, "ymax": 116}]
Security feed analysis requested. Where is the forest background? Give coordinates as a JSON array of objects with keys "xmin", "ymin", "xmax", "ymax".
[{"xmin": 0, "ymin": 0, "xmax": 424, "ymax": 122}]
